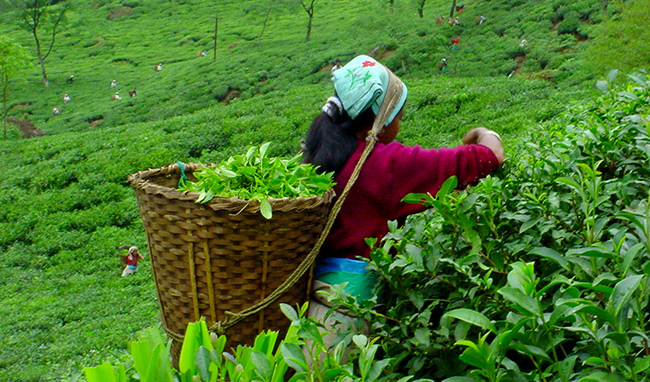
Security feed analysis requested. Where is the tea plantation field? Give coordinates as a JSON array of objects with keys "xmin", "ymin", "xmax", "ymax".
[{"xmin": 0, "ymin": 0, "xmax": 647, "ymax": 380}]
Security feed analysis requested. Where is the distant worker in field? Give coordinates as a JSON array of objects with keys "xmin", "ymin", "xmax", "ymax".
[
  {"xmin": 63, "ymin": 94, "xmax": 71, "ymax": 103},
  {"xmin": 129, "ymin": 87, "xmax": 137, "ymax": 97},
  {"xmin": 451, "ymin": 38, "xmax": 459, "ymax": 52},
  {"xmin": 438, "ymin": 58, "xmax": 448, "ymax": 71},
  {"xmin": 121, "ymin": 246, "xmax": 145, "ymax": 277},
  {"xmin": 477, "ymin": 14, "xmax": 487, "ymax": 24},
  {"xmin": 302, "ymin": 55, "xmax": 504, "ymax": 339},
  {"xmin": 198, "ymin": 50, "xmax": 208, "ymax": 57},
  {"xmin": 456, "ymin": 3, "xmax": 465, "ymax": 13},
  {"xmin": 111, "ymin": 91, "xmax": 122, "ymax": 101},
  {"xmin": 331, "ymin": 58, "xmax": 343, "ymax": 73},
  {"xmin": 154, "ymin": 63, "xmax": 163, "ymax": 72},
  {"xmin": 52, "ymin": 107, "xmax": 61, "ymax": 116},
  {"xmin": 519, "ymin": 39, "xmax": 528, "ymax": 48},
  {"xmin": 65, "ymin": 75, "xmax": 74, "ymax": 84},
  {"xmin": 435, "ymin": 15, "xmax": 445, "ymax": 24},
  {"xmin": 110, "ymin": 79, "xmax": 117, "ymax": 88}
]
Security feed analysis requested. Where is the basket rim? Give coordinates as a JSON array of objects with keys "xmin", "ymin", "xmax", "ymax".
[{"xmin": 127, "ymin": 162, "xmax": 335, "ymax": 213}]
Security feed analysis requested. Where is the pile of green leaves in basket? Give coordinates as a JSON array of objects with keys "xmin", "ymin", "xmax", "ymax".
[{"xmin": 178, "ymin": 143, "xmax": 335, "ymax": 219}]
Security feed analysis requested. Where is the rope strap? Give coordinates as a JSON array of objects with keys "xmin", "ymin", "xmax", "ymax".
[{"xmin": 208, "ymin": 134, "xmax": 380, "ymax": 334}]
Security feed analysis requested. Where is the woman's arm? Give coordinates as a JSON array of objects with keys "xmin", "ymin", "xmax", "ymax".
[{"xmin": 462, "ymin": 127, "xmax": 505, "ymax": 165}]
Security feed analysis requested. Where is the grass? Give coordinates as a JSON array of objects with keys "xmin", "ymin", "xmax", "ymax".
[{"xmin": 0, "ymin": 0, "xmax": 638, "ymax": 380}]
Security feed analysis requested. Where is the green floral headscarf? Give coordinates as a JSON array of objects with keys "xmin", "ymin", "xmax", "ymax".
[{"xmin": 332, "ymin": 55, "xmax": 408, "ymax": 127}]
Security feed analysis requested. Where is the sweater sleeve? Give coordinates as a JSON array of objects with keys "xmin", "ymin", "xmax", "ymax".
[{"xmin": 387, "ymin": 143, "xmax": 500, "ymax": 220}]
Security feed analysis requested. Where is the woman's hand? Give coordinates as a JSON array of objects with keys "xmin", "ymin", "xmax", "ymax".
[{"xmin": 463, "ymin": 127, "xmax": 505, "ymax": 165}]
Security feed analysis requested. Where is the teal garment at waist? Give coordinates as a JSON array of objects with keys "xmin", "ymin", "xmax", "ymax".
[{"xmin": 315, "ymin": 257, "xmax": 377, "ymax": 301}]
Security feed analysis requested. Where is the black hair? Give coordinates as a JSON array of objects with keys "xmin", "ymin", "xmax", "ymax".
[{"xmin": 303, "ymin": 102, "xmax": 375, "ymax": 174}]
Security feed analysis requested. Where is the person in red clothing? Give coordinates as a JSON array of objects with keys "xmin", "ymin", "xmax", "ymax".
[
  {"xmin": 301, "ymin": 55, "xmax": 504, "ymax": 350},
  {"xmin": 121, "ymin": 246, "xmax": 145, "ymax": 277}
]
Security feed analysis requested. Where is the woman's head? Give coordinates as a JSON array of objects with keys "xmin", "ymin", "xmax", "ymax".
[
  {"xmin": 303, "ymin": 56, "xmax": 408, "ymax": 173},
  {"xmin": 331, "ymin": 55, "xmax": 407, "ymax": 129}
]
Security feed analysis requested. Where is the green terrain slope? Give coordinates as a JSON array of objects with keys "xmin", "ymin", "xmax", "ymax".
[{"xmin": 0, "ymin": 0, "xmax": 646, "ymax": 380}]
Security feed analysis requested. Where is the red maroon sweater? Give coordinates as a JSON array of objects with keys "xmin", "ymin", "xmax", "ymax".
[{"xmin": 322, "ymin": 140, "xmax": 500, "ymax": 259}]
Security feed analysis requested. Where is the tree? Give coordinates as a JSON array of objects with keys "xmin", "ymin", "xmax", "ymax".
[
  {"xmin": 417, "ymin": 0, "xmax": 427, "ymax": 18},
  {"xmin": 449, "ymin": 0, "xmax": 457, "ymax": 18},
  {"xmin": 9, "ymin": 0, "xmax": 69, "ymax": 88},
  {"xmin": 300, "ymin": 0, "xmax": 315, "ymax": 42},
  {"xmin": 0, "ymin": 37, "xmax": 31, "ymax": 139}
]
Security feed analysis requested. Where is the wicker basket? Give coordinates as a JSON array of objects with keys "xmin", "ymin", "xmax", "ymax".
[{"xmin": 127, "ymin": 162, "xmax": 334, "ymax": 362}]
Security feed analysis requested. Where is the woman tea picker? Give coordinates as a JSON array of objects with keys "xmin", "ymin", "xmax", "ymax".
[{"xmin": 302, "ymin": 55, "xmax": 505, "ymax": 335}]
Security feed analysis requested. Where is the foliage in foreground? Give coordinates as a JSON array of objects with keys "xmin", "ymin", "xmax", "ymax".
[
  {"xmin": 328, "ymin": 70, "xmax": 650, "ymax": 381},
  {"xmin": 84, "ymin": 303, "xmax": 431, "ymax": 382}
]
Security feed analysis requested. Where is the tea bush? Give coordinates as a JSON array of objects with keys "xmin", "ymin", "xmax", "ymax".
[
  {"xmin": 84, "ymin": 305, "xmax": 433, "ymax": 382},
  {"xmin": 0, "ymin": 0, "xmax": 641, "ymax": 379},
  {"xmin": 330, "ymin": 71, "xmax": 650, "ymax": 381}
]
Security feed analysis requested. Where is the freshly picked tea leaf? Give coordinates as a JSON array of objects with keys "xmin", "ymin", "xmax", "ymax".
[{"xmin": 178, "ymin": 143, "xmax": 335, "ymax": 219}]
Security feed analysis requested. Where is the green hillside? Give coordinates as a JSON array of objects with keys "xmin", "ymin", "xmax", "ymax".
[
  {"xmin": 0, "ymin": 0, "xmax": 646, "ymax": 380},
  {"xmin": 1, "ymin": 0, "xmax": 617, "ymax": 136}
]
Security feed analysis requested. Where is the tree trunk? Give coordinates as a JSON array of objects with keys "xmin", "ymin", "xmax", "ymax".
[
  {"xmin": 302, "ymin": 0, "xmax": 314, "ymax": 42},
  {"xmin": 33, "ymin": 30, "xmax": 49, "ymax": 88},
  {"xmin": 258, "ymin": 8, "xmax": 271, "ymax": 45},
  {"xmin": 213, "ymin": 16, "xmax": 218, "ymax": 60},
  {"xmin": 305, "ymin": 13, "xmax": 312, "ymax": 41},
  {"xmin": 418, "ymin": 0, "xmax": 426, "ymax": 18},
  {"xmin": 449, "ymin": 0, "xmax": 457, "ymax": 19},
  {"xmin": 2, "ymin": 76, "xmax": 7, "ymax": 139}
]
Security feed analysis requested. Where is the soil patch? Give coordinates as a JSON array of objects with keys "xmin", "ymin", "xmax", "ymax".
[
  {"xmin": 367, "ymin": 46, "xmax": 395, "ymax": 60},
  {"xmin": 8, "ymin": 117, "xmax": 48, "ymax": 139},
  {"xmin": 88, "ymin": 117, "xmax": 104, "ymax": 128},
  {"xmin": 220, "ymin": 88, "xmax": 241, "ymax": 104},
  {"xmin": 108, "ymin": 6, "xmax": 133, "ymax": 20}
]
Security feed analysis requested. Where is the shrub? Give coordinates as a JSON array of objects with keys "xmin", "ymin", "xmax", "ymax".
[
  {"xmin": 327, "ymin": 71, "xmax": 650, "ymax": 381},
  {"xmin": 84, "ymin": 304, "xmax": 432, "ymax": 382}
]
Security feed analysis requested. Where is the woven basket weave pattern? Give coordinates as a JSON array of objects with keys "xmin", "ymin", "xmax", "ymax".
[{"xmin": 128, "ymin": 163, "xmax": 333, "ymax": 358}]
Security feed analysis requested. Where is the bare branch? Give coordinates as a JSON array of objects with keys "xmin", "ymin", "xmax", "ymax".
[{"xmin": 43, "ymin": 2, "xmax": 69, "ymax": 61}]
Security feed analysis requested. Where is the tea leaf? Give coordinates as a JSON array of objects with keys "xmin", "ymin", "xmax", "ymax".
[
  {"xmin": 251, "ymin": 351, "xmax": 272, "ymax": 380},
  {"xmin": 511, "ymin": 343, "xmax": 551, "ymax": 361},
  {"xmin": 260, "ymin": 198, "xmax": 273, "ymax": 219},
  {"xmin": 196, "ymin": 346, "xmax": 211, "ymax": 382},
  {"xmin": 280, "ymin": 343, "xmax": 308, "ymax": 373},
  {"xmin": 608, "ymin": 275, "xmax": 644, "ymax": 318},
  {"xmin": 280, "ymin": 303, "xmax": 299, "ymax": 322},
  {"xmin": 529, "ymin": 247, "xmax": 570, "ymax": 271},
  {"xmin": 633, "ymin": 355, "xmax": 650, "ymax": 373},
  {"xmin": 596, "ymin": 80, "xmax": 609, "ymax": 94},
  {"xmin": 84, "ymin": 362, "xmax": 126, "ymax": 382},
  {"xmin": 498, "ymin": 287, "xmax": 541, "ymax": 317},
  {"xmin": 621, "ymin": 243, "xmax": 645, "ymax": 276},
  {"xmin": 576, "ymin": 372, "xmax": 624, "ymax": 382},
  {"xmin": 607, "ymin": 69, "xmax": 619, "ymax": 83},
  {"xmin": 442, "ymin": 309, "xmax": 496, "ymax": 333}
]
